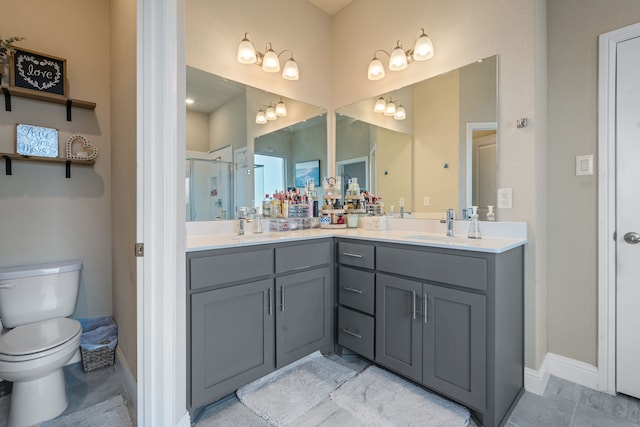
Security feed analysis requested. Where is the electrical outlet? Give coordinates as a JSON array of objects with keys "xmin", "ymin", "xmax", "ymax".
[
  {"xmin": 498, "ymin": 188, "xmax": 513, "ymax": 209},
  {"xmin": 423, "ymin": 196, "xmax": 430, "ymax": 206}
]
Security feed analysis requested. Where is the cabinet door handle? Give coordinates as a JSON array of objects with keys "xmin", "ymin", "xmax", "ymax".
[
  {"xmin": 341, "ymin": 328, "xmax": 362, "ymax": 339},
  {"xmin": 423, "ymin": 293, "xmax": 428, "ymax": 324},
  {"xmin": 342, "ymin": 252, "xmax": 363, "ymax": 258},
  {"xmin": 280, "ymin": 285, "xmax": 285, "ymax": 312},
  {"xmin": 412, "ymin": 291, "xmax": 417, "ymax": 320},
  {"xmin": 267, "ymin": 288, "xmax": 272, "ymax": 316},
  {"xmin": 342, "ymin": 286, "xmax": 363, "ymax": 294}
]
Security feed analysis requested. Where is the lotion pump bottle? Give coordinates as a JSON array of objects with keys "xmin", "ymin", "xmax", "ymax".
[{"xmin": 468, "ymin": 206, "xmax": 481, "ymax": 239}]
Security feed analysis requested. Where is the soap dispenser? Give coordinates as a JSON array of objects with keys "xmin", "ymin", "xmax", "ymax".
[
  {"xmin": 487, "ymin": 205, "xmax": 495, "ymax": 222},
  {"xmin": 468, "ymin": 206, "xmax": 481, "ymax": 239}
]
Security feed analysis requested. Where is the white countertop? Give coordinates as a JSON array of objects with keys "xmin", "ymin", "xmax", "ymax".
[{"xmin": 186, "ymin": 225, "xmax": 527, "ymax": 254}]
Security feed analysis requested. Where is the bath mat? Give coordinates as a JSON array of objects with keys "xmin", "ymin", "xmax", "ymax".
[
  {"xmin": 236, "ymin": 351, "xmax": 357, "ymax": 426},
  {"xmin": 43, "ymin": 394, "xmax": 133, "ymax": 427},
  {"xmin": 330, "ymin": 365, "xmax": 470, "ymax": 426}
]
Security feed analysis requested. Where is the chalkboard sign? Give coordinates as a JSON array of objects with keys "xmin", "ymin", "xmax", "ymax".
[{"xmin": 10, "ymin": 48, "xmax": 66, "ymax": 96}]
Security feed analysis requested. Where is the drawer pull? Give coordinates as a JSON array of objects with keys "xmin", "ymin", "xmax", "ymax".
[
  {"xmin": 412, "ymin": 291, "xmax": 417, "ymax": 320},
  {"xmin": 341, "ymin": 328, "xmax": 362, "ymax": 339},
  {"xmin": 342, "ymin": 252, "xmax": 363, "ymax": 258},
  {"xmin": 423, "ymin": 293, "xmax": 428, "ymax": 324},
  {"xmin": 342, "ymin": 286, "xmax": 363, "ymax": 294},
  {"xmin": 293, "ymin": 265, "xmax": 311, "ymax": 271}
]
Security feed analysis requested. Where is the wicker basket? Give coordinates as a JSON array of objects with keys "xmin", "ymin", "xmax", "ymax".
[{"xmin": 80, "ymin": 345, "xmax": 115, "ymax": 372}]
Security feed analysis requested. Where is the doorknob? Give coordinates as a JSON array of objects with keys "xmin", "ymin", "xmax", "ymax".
[{"xmin": 624, "ymin": 232, "xmax": 640, "ymax": 244}]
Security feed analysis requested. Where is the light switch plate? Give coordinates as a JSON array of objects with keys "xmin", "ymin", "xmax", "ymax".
[
  {"xmin": 498, "ymin": 188, "xmax": 513, "ymax": 209},
  {"xmin": 576, "ymin": 154, "xmax": 593, "ymax": 176},
  {"xmin": 423, "ymin": 196, "xmax": 430, "ymax": 206}
]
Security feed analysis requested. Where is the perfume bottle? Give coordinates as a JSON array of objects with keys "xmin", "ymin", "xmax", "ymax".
[
  {"xmin": 487, "ymin": 205, "xmax": 495, "ymax": 222},
  {"xmin": 467, "ymin": 206, "xmax": 481, "ymax": 239}
]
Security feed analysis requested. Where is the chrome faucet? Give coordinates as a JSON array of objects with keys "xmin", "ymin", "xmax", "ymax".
[
  {"xmin": 445, "ymin": 208, "xmax": 455, "ymax": 237},
  {"xmin": 237, "ymin": 207, "xmax": 252, "ymax": 236}
]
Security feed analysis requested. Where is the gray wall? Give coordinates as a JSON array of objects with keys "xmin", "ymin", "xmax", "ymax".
[{"xmin": 547, "ymin": 0, "xmax": 640, "ymax": 365}]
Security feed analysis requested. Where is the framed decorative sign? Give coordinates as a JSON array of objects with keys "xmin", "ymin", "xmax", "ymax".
[
  {"xmin": 295, "ymin": 160, "xmax": 321, "ymax": 188},
  {"xmin": 16, "ymin": 123, "xmax": 59, "ymax": 158},
  {"xmin": 10, "ymin": 47, "xmax": 66, "ymax": 96}
]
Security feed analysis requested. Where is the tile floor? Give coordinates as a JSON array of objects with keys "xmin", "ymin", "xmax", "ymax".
[
  {"xmin": 0, "ymin": 361, "xmax": 136, "ymax": 427},
  {"xmin": 1, "ymin": 356, "xmax": 638, "ymax": 427}
]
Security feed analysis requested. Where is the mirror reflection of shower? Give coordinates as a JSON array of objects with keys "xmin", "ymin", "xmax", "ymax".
[{"xmin": 185, "ymin": 157, "xmax": 233, "ymax": 221}]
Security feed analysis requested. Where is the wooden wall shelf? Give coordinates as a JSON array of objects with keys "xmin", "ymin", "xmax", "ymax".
[
  {"xmin": 1, "ymin": 153, "xmax": 95, "ymax": 178},
  {"xmin": 1, "ymin": 86, "xmax": 96, "ymax": 121}
]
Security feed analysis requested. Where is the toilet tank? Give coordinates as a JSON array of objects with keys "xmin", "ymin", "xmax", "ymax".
[{"xmin": 0, "ymin": 260, "xmax": 82, "ymax": 328}]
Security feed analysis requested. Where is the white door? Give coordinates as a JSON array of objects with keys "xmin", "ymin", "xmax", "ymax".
[{"xmin": 616, "ymin": 34, "xmax": 640, "ymax": 399}]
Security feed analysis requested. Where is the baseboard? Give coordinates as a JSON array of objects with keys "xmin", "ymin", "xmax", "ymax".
[
  {"xmin": 524, "ymin": 352, "xmax": 599, "ymax": 395},
  {"xmin": 115, "ymin": 347, "xmax": 138, "ymax": 412},
  {"xmin": 176, "ymin": 411, "xmax": 191, "ymax": 427}
]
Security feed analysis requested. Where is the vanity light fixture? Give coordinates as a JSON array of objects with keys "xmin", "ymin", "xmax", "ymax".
[
  {"xmin": 238, "ymin": 33, "xmax": 300, "ymax": 80},
  {"xmin": 367, "ymin": 28, "xmax": 434, "ymax": 81},
  {"xmin": 373, "ymin": 97, "xmax": 406, "ymax": 120},
  {"xmin": 256, "ymin": 99, "xmax": 288, "ymax": 124}
]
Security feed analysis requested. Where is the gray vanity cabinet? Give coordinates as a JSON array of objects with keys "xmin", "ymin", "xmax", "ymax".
[
  {"xmin": 190, "ymin": 279, "xmax": 274, "ymax": 410},
  {"xmin": 275, "ymin": 266, "xmax": 332, "ymax": 368}
]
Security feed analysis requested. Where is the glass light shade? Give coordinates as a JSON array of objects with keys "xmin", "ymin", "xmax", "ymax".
[
  {"xmin": 413, "ymin": 33, "xmax": 434, "ymax": 61},
  {"xmin": 394, "ymin": 105, "xmax": 406, "ymax": 120},
  {"xmin": 256, "ymin": 110, "xmax": 267, "ymax": 124},
  {"xmin": 266, "ymin": 106, "xmax": 277, "ymax": 120},
  {"xmin": 389, "ymin": 44, "xmax": 408, "ymax": 71},
  {"xmin": 384, "ymin": 101, "xmax": 397, "ymax": 116},
  {"xmin": 282, "ymin": 58, "xmax": 299, "ymax": 80},
  {"xmin": 262, "ymin": 48, "xmax": 280, "ymax": 73},
  {"xmin": 275, "ymin": 100, "xmax": 287, "ymax": 116},
  {"xmin": 237, "ymin": 37, "xmax": 257, "ymax": 64},
  {"xmin": 185, "ymin": 98, "xmax": 194, "ymax": 105},
  {"xmin": 367, "ymin": 58, "xmax": 386, "ymax": 80},
  {"xmin": 374, "ymin": 97, "xmax": 387, "ymax": 113}
]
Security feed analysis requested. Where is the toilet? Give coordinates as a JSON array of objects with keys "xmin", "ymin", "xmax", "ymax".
[{"xmin": 0, "ymin": 260, "xmax": 83, "ymax": 427}]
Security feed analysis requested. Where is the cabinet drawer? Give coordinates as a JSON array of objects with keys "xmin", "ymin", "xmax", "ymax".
[
  {"xmin": 189, "ymin": 248, "xmax": 273, "ymax": 290},
  {"xmin": 275, "ymin": 240, "xmax": 331, "ymax": 274},
  {"xmin": 338, "ymin": 306, "xmax": 374, "ymax": 360},
  {"xmin": 376, "ymin": 246, "xmax": 487, "ymax": 291},
  {"xmin": 338, "ymin": 266, "xmax": 375, "ymax": 315},
  {"xmin": 338, "ymin": 241, "xmax": 375, "ymax": 269}
]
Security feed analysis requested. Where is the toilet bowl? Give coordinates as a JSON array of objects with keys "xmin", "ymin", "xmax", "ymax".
[
  {"xmin": 0, "ymin": 260, "xmax": 82, "ymax": 427},
  {"xmin": 0, "ymin": 318, "xmax": 82, "ymax": 427}
]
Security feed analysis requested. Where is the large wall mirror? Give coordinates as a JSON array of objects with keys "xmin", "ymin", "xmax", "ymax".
[
  {"xmin": 336, "ymin": 55, "xmax": 498, "ymax": 220},
  {"xmin": 185, "ymin": 66, "xmax": 327, "ymax": 221}
]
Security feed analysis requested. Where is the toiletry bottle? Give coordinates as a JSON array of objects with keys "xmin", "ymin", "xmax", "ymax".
[
  {"xmin": 254, "ymin": 207, "xmax": 263, "ymax": 233},
  {"xmin": 262, "ymin": 194, "xmax": 271, "ymax": 218},
  {"xmin": 468, "ymin": 206, "xmax": 481, "ymax": 239},
  {"xmin": 487, "ymin": 205, "xmax": 495, "ymax": 222}
]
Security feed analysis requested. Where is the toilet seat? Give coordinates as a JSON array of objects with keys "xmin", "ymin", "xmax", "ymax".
[{"xmin": 0, "ymin": 318, "xmax": 81, "ymax": 362}]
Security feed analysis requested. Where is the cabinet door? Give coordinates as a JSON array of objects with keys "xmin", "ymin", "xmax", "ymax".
[
  {"xmin": 275, "ymin": 267, "xmax": 332, "ymax": 368},
  {"xmin": 422, "ymin": 283, "xmax": 486, "ymax": 410},
  {"xmin": 375, "ymin": 274, "xmax": 422, "ymax": 382},
  {"xmin": 190, "ymin": 279, "xmax": 274, "ymax": 409}
]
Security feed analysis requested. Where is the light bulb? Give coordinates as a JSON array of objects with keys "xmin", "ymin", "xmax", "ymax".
[
  {"xmin": 237, "ymin": 35, "xmax": 257, "ymax": 64},
  {"xmin": 266, "ymin": 106, "xmax": 277, "ymax": 120},
  {"xmin": 384, "ymin": 100, "xmax": 396, "ymax": 116},
  {"xmin": 262, "ymin": 46, "xmax": 280, "ymax": 73},
  {"xmin": 256, "ymin": 110, "xmax": 267, "ymax": 124},
  {"xmin": 389, "ymin": 42, "xmax": 408, "ymax": 71},
  {"xmin": 282, "ymin": 58, "xmax": 299, "ymax": 80},
  {"xmin": 412, "ymin": 30, "xmax": 434, "ymax": 61},
  {"xmin": 275, "ymin": 100, "xmax": 287, "ymax": 116},
  {"xmin": 367, "ymin": 57, "xmax": 386, "ymax": 80},
  {"xmin": 394, "ymin": 105, "xmax": 406, "ymax": 120},
  {"xmin": 374, "ymin": 97, "xmax": 386, "ymax": 113}
]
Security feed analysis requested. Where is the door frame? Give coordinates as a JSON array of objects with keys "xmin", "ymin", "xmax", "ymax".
[
  {"xmin": 465, "ymin": 121, "xmax": 497, "ymax": 209},
  {"xmin": 597, "ymin": 22, "xmax": 640, "ymax": 395}
]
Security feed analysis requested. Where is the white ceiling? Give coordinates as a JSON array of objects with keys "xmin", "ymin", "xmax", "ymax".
[{"xmin": 308, "ymin": 0, "xmax": 352, "ymax": 15}]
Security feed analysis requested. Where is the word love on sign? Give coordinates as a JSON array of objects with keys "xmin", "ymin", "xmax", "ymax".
[{"xmin": 11, "ymin": 48, "xmax": 66, "ymax": 96}]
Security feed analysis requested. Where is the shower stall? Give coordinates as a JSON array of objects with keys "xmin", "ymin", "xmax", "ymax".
[{"xmin": 185, "ymin": 158, "xmax": 233, "ymax": 221}]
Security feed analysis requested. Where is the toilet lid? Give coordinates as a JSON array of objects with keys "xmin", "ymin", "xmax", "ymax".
[{"xmin": 0, "ymin": 318, "xmax": 81, "ymax": 356}]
